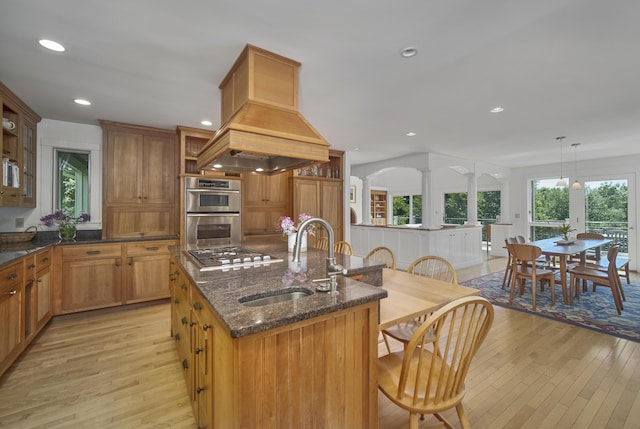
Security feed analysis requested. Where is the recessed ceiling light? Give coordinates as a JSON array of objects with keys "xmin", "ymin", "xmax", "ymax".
[
  {"xmin": 74, "ymin": 99, "xmax": 91, "ymax": 106},
  {"xmin": 400, "ymin": 47, "xmax": 418, "ymax": 58},
  {"xmin": 490, "ymin": 107, "xmax": 504, "ymax": 113},
  {"xmin": 255, "ymin": 167, "xmax": 264, "ymax": 172},
  {"xmin": 406, "ymin": 131, "xmax": 417, "ymax": 137},
  {"xmin": 201, "ymin": 120, "xmax": 213, "ymax": 126},
  {"xmin": 213, "ymin": 163, "xmax": 222, "ymax": 169},
  {"xmin": 38, "ymin": 39, "xmax": 66, "ymax": 52}
]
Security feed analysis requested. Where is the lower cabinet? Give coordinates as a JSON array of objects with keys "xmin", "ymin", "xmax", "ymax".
[
  {"xmin": 192, "ymin": 290, "xmax": 213, "ymax": 429},
  {"xmin": 0, "ymin": 260, "xmax": 24, "ymax": 376},
  {"xmin": 23, "ymin": 248, "xmax": 53, "ymax": 341},
  {"xmin": 58, "ymin": 243, "xmax": 123, "ymax": 314},
  {"xmin": 56, "ymin": 239, "xmax": 176, "ymax": 314},
  {"xmin": 124, "ymin": 240, "xmax": 175, "ymax": 303}
]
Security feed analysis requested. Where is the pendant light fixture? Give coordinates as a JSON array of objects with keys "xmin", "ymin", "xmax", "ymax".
[
  {"xmin": 571, "ymin": 143, "xmax": 582, "ymax": 190},
  {"xmin": 556, "ymin": 136, "xmax": 567, "ymax": 187}
]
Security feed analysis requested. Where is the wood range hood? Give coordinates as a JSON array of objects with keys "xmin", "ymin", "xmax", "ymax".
[{"xmin": 197, "ymin": 44, "xmax": 330, "ymax": 175}]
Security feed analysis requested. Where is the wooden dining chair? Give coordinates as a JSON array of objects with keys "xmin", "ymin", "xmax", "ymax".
[
  {"xmin": 378, "ymin": 296, "xmax": 494, "ymax": 429},
  {"xmin": 507, "ymin": 243, "xmax": 556, "ymax": 311},
  {"xmin": 569, "ymin": 245, "xmax": 624, "ymax": 314},
  {"xmin": 365, "ymin": 246, "xmax": 396, "ymax": 270},
  {"xmin": 333, "ymin": 240, "xmax": 353, "ymax": 255},
  {"xmin": 502, "ymin": 237, "xmax": 519, "ymax": 289},
  {"xmin": 575, "ymin": 232, "xmax": 605, "ymax": 261},
  {"xmin": 313, "ymin": 236, "xmax": 328, "ymax": 251},
  {"xmin": 381, "ymin": 256, "xmax": 458, "ymax": 353}
]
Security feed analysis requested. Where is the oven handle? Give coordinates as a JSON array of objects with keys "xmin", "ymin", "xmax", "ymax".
[
  {"xmin": 186, "ymin": 212, "xmax": 240, "ymax": 217},
  {"xmin": 186, "ymin": 189, "xmax": 240, "ymax": 194}
]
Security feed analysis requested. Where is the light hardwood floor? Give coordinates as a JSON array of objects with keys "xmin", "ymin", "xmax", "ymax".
[{"xmin": 1, "ymin": 257, "xmax": 639, "ymax": 429}]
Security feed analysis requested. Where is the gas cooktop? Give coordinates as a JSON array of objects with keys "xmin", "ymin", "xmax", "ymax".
[{"xmin": 186, "ymin": 246, "xmax": 283, "ymax": 271}]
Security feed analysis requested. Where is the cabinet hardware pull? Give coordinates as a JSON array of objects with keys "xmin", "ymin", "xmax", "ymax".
[
  {"xmin": 128, "ymin": 257, "xmax": 133, "ymax": 266},
  {"xmin": 202, "ymin": 324, "xmax": 210, "ymax": 331},
  {"xmin": 86, "ymin": 250, "xmax": 101, "ymax": 255},
  {"xmin": 115, "ymin": 259, "xmax": 121, "ymax": 267},
  {"xmin": 175, "ymin": 333, "xmax": 180, "ymax": 341},
  {"xmin": 195, "ymin": 347, "xmax": 202, "ymax": 354},
  {"xmin": 181, "ymin": 317, "xmax": 188, "ymax": 325},
  {"xmin": 28, "ymin": 264, "xmax": 36, "ymax": 270},
  {"xmin": 196, "ymin": 387, "xmax": 204, "ymax": 394},
  {"xmin": 6, "ymin": 273, "xmax": 17, "ymax": 280},
  {"xmin": 182, "ymin": 359, "xmax": 188, "ymax": 369},
  {"xmin": 8, "ymin": 290, "xmax": 17, "ymax": 296},
  {"xmin": 174, "ymin": 298, "xmax": 180, "ymax": 304},
  {"xmin": 190, "ymin": 321, "xmax": 196, "ymax": 327},
  {"xmin": 193, "ymin": 302, "xmax": 202, "ymax": 311},
  {"xmin": 146, "ymin": 246, "xmax": 159, "ymax": 251},
  {"xmin": 181, "ymin": 284, "xmax": 187, "ymax": 290},
  {"xmin": 42, "ymin": 257, "xmax": 49, "ymax": 262},
  {"xmin": 37, "ymin": 278, "xmax": 42, "ymax": 283}
]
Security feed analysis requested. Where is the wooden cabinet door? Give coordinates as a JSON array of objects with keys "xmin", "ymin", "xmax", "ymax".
[
  {"xmin": 320, "ymin": 181, "xmax": 343, "ymax": 241},
  {"xmin": 105, "ymin": 206, "xmax": 175, "ymax": 238},
  {"xmin": 20, "ymin": 116, "xmax": 36, "ymax": 207},
  {"xmin": 36, "ymin": 266, "xmax": 51, "ymax": 331},
  {"xmin": 293, "ymin": 179, "xmax": 320, "ymax": 219},
  {"xmin": 142, "ymin": 134, "xmax": 176, "ymax": 205},
  {"xmin": 105, "ymin": 129, "xmax": 143, "ymax": 205},
  {"xmin": 125, "ymin": 254, "xmax": 170, "ymax": 303},
  {"xmin": 124, "ymin": 241, "xmax": 174, "ymax": 303},
  {"xmin": 61, "ymin": 257, "xmax": 122, "ymax": 313},
  {"xmin": 192, "ymin": 290, "xmax": 214, "ymax": 429},
  {"xmin": 265, "ymin": 172, "xmax": 290, "ymax": 206},
  {"xmin": 0, "ymin": 262, "xmax": 23, "ymax": 370}
]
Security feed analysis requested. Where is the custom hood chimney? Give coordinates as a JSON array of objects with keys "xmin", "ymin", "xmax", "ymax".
[{"xmin": 197, "ymin": 44, "xmax": 330, "ymax": 174}]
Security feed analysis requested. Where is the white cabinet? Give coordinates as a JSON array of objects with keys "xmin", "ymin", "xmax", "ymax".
[
  {"xmin": 489, "ymin": 224, "xmax": 513, "ymax": 257},
  {"xmin": 350, "ymin": 225, "xmax": 482, "ymax": 271}
]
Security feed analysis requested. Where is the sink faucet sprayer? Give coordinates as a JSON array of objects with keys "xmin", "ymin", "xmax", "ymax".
[{"xmin": 292, "ymin": 217, "xmax": 346, "ymax": 295}]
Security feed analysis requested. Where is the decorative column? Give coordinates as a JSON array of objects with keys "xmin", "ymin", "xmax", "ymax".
[
  {"xmin": 498, "ymin": 178, "xmax": 510, "ymax": 223},
  {"xmin": 362, "ymin": 177, "xmax": 372, "ymax": 225},
  {"xmin": 466, "ymin": 172, "xmax": 480, "ymax": 226},
  {"xmin": 419, "ymin": 168, "xmax": 432, "ymax": 227}
]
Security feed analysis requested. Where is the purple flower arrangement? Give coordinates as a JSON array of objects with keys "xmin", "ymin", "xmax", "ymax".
[
  {"xmin": 40, "ymin": 210, "xmax": 91, "ymax": 229},
  {"xmin": 276, "ymin": 213, "xmax": 316, "ymax": 236}
]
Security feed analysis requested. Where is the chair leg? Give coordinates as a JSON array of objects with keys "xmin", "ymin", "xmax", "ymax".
[
  {"xmin": 455, "ymin": 403, "xmax": 472, "ymax": 429},
  {"xmin": 409, "ymin": 412, "xmax": 419, "ymax": 429},
  {"xmin": 381, "ymin": 331, "xmax": 391, "ymax": 354}
]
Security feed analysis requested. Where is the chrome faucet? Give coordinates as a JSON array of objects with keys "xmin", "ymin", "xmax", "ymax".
[{"xmin": 292, "ymin": 217, "xmax": 346, "ymax": 295}]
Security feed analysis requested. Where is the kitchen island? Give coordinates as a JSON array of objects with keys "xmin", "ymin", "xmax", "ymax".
[{"xmin": 169, "ymin": 241, "xmax": 387, "ymax": 429}]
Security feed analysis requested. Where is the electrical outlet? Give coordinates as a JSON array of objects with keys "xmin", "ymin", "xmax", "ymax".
[{"xmin": 15, "ymin": 217, "xmax": 24, "ymax": 228}]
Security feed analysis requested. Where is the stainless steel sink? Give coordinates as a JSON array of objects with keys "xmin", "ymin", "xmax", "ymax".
[{"xmin": 239, "ymin": 288, "xmax": 313, "ymax": 307}]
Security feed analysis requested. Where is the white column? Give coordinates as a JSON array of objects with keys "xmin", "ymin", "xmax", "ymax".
[
  {"xmin": 362, "ymin": 177, "xmax": 372, "ymax": 225},
  {"xmin": 419, "ymin": 168, "xmax": 432, "ymax": 227},
  {"xmin": 466, "ymin": 172, "xmax": 480, "ymax": 226},
  {"xmin": 498, "ymin": 178, "xmax": 510, "ymax": 223}
]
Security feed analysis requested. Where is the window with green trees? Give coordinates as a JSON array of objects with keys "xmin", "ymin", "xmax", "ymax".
[
  {"xmin": 56, "ymin": 150, "xmax": 89, "ymax": 218},
  {"xmin": 392, "ymin": 195, "xmax": 422, "ymax": 225}
]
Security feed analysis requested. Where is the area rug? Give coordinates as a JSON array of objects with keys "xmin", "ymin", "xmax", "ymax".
[{"xmin": 460, "ymin": 271, "xmax": 640, "ymax": 342}]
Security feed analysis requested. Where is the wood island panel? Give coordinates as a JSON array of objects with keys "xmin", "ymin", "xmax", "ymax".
[{"xmin": 187, "ymin": 285, "xmax": 379, "ymax": 429}]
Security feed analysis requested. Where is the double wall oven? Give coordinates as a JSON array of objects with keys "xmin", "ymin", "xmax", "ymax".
[{"xmin": 185, "ymin": 177, "xmax": 241, "ymax": 248}]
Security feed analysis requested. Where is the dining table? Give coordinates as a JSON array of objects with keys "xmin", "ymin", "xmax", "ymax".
[
  {"xmin": 529, "ymin": 236, "xmax": 611, "ymax": 304},
  {"xmin": 378, "ymin": 268, "xmax": 481, "ymax": 330}
]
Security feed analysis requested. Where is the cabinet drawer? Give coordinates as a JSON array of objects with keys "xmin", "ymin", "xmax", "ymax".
[
  {"xmin": 35, "ymin": 248, "xmax": 52, "ymax": 270},
  {"xmin": 0, "ymin": 260, "xmax": 23, "ymax": 285},
  {"xmin": 61, "ymin": 244, "xmax": 122, "ymax": 260},
  {"xmin": 126, "ymin": 240, "xmax": 175, "ymax": 256}
]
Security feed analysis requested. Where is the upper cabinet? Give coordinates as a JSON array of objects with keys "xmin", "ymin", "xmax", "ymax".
[
  {"xmin": 101, "ymin": 121, "xmax": 179, "ymax": 239},
  {"xmin": 291, "ymin": 150, "xmax": 344, "ymax": 242},
  {"xmin": 1, "ymin": 82, "xmax": 41, "ymax": 207},
  {"xmin": 241, "ymin": 171, "xmax": 291, "ymax": 238}
]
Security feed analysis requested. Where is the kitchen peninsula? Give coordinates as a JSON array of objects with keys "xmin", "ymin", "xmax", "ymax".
[
  {"xmin": 350, "ymin": 223, "xmax": 483, "ymax": 270},
  {"xmin": 169, "ymin": 241, "xmax": 387, "ymax": 429}
]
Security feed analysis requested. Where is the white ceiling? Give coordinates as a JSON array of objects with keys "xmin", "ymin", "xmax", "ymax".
[{"xmin": 2, "ymin": 0, "xmax": 639, "ymax": 168}]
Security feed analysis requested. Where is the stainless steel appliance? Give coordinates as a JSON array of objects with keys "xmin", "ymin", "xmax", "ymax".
[
  {"xmin": 185, "ymin": 177, "xmax": 241, "ymax": 247},
  {"xmin": 186, "ymin": 246, "xmax": 283, "ymax": 272}
]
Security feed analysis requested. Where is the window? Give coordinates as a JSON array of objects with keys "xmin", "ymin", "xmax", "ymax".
[
  {"xmin": 55, "ymin": 150, "xmax": 90, "ymax": 217},
  {"xmin": 529, "ymin": 178, "xmax": 569, "ymax": 240},
  {"xmin": 392, "ymin": 195, "xmax": 422, "ymax": 225},
  {"xmin": 444, "ymin": 190, "xmax": 501, "ymax": 226}
]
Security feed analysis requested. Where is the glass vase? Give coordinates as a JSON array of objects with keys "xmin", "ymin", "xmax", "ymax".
[
  {"xmin": 58, "ymin": 224, "xmax": 77, "ymax": 241},
  {"xmin": 287, "ymin": 231, "xmax": 307, "ymax": 252}
]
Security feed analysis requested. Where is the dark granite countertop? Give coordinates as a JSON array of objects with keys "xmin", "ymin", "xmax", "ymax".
[
  {"xmin": 170, "ymin": 241, "xmax": 387, "ymax": 338},
  {"xmin": 0, "ymin": 230, "xmax": 178, "ymax": 269}
]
